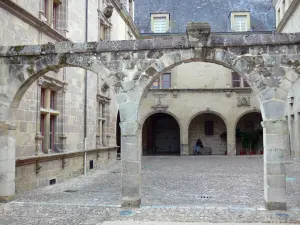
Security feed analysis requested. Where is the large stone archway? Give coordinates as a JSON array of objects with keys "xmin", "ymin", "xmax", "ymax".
[{"xmin": 1, "ymin": 23, "xmax": 300, "ymax": 209}]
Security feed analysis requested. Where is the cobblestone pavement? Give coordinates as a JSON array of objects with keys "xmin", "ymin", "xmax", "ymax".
[{"xmin": 0, "ymin": 156, "xmax": 300, "ymax": 224}]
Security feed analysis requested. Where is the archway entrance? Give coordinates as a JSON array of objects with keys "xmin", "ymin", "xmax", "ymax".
[
  {"xmin": 236, "ymin": 112, "xmax": 263, "ymax": 155},
  {"xmin": 189, "ymin": 113, "xmax": 227, "ymax": 155},
  {"xmin": 142, "ymin": 113, "xmax": 180, "ymax": 155}
]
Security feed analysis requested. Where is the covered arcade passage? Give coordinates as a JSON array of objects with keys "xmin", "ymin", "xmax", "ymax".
[
  {"xmin": 189, "ymin": 113, "xmax": 227, "ymax": 155},
  {"xmin": 236, "ymin": 112, "xmax": 263, "ymax": 155},
  {"xmin": 142, "ymin": 113, "xmax": 180, "ymax": 155}
]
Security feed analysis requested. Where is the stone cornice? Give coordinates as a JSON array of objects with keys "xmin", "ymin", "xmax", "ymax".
[
  {"xmin": 16, "ymin": 146, "xmax": 119, "ymax": 167},
  {"xmin": 148, "ymin": 88, "xmax": 252, "ymax": 93},
  {"xmin": 110, "ymin": 0, "xmax": 140, "ymax": 39},
  {"xmin": 276, "ymin": 0, "xmax": 300, "ymax": 33},
  {"xmin": 0, "ymin": 0, "xmax": 68, "ymax": 42}
]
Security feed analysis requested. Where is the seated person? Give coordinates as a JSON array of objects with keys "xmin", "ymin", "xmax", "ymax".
[{"xmin": 194, "ymin": 138, "xmax": 203, "ymax": 155}]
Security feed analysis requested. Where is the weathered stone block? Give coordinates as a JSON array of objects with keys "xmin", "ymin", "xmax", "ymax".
[
  {"xmin": 262, "ymin": 100, "xmax": 285, "ymax": 120},
  {"xmin": 267, "ymin": 175, "xmax": 286, "ymax": 189},
  {"xmin": 266, "ymin": 162, "xmax": 285, "ymax": 175},
  {"xmin": 122, "ymin": 161, "xmax": 139, "ymax": 175}
]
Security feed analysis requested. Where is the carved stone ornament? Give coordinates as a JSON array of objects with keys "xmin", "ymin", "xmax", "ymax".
[
  {"xmin": 38, "ymin": 75, "xmax": 67, "ymax": 92},
  {"xmin": 97, "ymin": 94, "xmax": 111, "ymax": 104},
  {"xmin": 237, "ymin": 95, "xmax": 251, "ymax": 107},
  {"xmin": 103, "ymin": 4, "xmax": 114, "ymax": 19},
  {"xmin": 152, "ymin": 98, "xmax": 169, "ymax": 112},
  {"xmin": 101, "ymin": 82, "xmax": 110, "ymax": 93}
]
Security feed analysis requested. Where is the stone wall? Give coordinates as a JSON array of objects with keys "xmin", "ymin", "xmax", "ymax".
[
  {"xmin": 15, "ymin": 148, "xmax": 117, "ymax": 193},
  {"xmin": 285, "ymin": 77, "xmax": 300, "ymax": 158},
  {"xmin": 170, "ymin": 62, "xmax": 232, "ymax": 89},
  {"xmin": 0, "ymin": 0, "xmax": 137, "ymax": 192}
]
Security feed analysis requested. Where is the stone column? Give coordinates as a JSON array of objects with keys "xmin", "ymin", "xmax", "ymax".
[
  {"xmin": 227, "ymin": 131, "xmax": 236, "ymax": 156},
  {"xmin": 0, "ymin": 123, "xmax": 16, "ymax": 202},
  {"xmin": 43, "ymin": 89, "xmax": 51, "ymax": 153},
  {"xmin": 181, "ymin": 127, "xmax": 189, "ymax": 156},
  {"xmin": 59, "ymin": 84, "xmax": 68, "ymax": 151},
  {"xmin": 263, "ymin": 120, "xmax": 288, "ymax": 210},
  {"xmin": 120, "ymin": 121, "xmax": 141, "ymax": 208},
  {"xmin": 35, "ymin": 79, "xmax": 43, "ymax": 155}
]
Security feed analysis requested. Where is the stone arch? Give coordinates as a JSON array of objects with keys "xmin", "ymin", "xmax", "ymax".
[
  {"xmin": 187, "ymin": 110, "xmax": 228, "ymax": 155},
  {"xmin": 4, "ymin": 54, "xmax": 115, "ymax": 127},
  {"xmin": 141, "ymin": 111, "xmax": 181, "ymax": 155},
  {"xmin": 140, "ymin": 110, "xmax": 183, "ymax": 134},
  {"xmin": 234, "ymin": 109, "xmax": 262, "ymax": 129},
  {"xmin": 188, "ymin": 110, "xmax": 228, "ymax": 131}
]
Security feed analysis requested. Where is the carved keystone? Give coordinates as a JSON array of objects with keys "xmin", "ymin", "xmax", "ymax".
[{"xmin": 186, "ymin": 22, "xmax": 211, "ymax": 48}]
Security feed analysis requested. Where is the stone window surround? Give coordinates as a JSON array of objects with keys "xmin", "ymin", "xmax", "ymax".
[
  {"xmin": 96, "ymin": 94, "xmax": 111, "ymax": 148},
  {"xmin": 98, "ymin": 2, "xmax": 112, "ymax": 41},
  {"xmin": 37, "ymin": 75, "xmax": 67, "ymax": 155},
  {"xmin": 151, "ymin": 12, "xmax": 170, "ymax": 33},
  {"xmin": 230, "ymin": 11, "xmax": 251, "ymax": 32},
  {"xmin": 41, "ymin": 0, "xmax": 62, "ymax": 28}
]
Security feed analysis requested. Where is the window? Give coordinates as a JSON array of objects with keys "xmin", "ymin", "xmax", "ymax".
[
  {"xmin": 97, "ymin": 94, "xmax": 110, "ymax": 148},
  {"xmin": 100, "ymin": 23, "xmax": 110, "ymax": 40},
  {"xmin": 231, "ymin": 12, "xmax": 250, "ymax": 32},
  {"xmin": 234, "ymin": 15, "xmax": 247, "ymax": 31},
  {"xmin": 162, "ymin": 73, "xmax": 171, "ymax": 89},
  {"xmin": 40, "ymin": 88, "xmax": 59, "ymax": 152},
  {"xmin": 232, "ymin": 72, "xmax": 250, "ymax": 88},
  {"xmin": 205, "ymin": 121, "xmax": 214, "ymax": 136},
  {"xmin": 150, "ymin": 73, "xmax": 171, "ymax": 89},
  {"xmin": 43, "ymin": 0, "xmax": 62, "ymax": 29},
  {"xmin": 151, "ymin": 13, "xmax": 170, "ymax": 33}
]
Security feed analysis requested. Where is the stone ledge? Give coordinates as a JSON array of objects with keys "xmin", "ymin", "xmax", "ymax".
[
  {"xmin": 148, "ymin": 88, "xmax": 252, "ymax": 93},
  {"xmin": 16, "ymin": 146, "xmax": 119, "ymax": 167}
]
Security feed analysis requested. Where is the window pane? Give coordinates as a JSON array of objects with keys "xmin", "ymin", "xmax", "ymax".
[
  {"xmin": 233, "ymin": 81, "xmax": 241, "ymax": 87},
  {"xmin": 41, "ymin": 88, "xmax": 45, "ymax": 108},
  {"xmin": 244, "ymin": 79, "xmax": 250, "ymax": 87},
  {"xmin": 162, "ymin": 73, "xmax": 170, "ymax": 81},
  {"xmin": 205, "ymin": 121, "xmax": 214, "ymax": 136},
  {"xmin": 234, "ymin": 15, "xmax": 247, "ymax": 32},
  {"xmin": 151, "ymin": 79, "xmax": 159, "ymax": 89},
  {"xmin": 153, "ymin": 16, "xmax": 167, "ymax": 33},
  {"xmin": 50, "ymin": 91, "xmax": 55, "ymax": 109},
  {"xmin": 162, "ymin": 81, "xmax": 170, "ymax": 89},
  {"xmin": 232, "ymin": 73, "xmax": 240, "ymax": 81}
]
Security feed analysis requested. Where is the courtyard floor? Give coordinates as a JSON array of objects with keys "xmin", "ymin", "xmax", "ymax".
[{"xmin": 1, "ymin": 156, "xmax": 300, "ymax": 224}]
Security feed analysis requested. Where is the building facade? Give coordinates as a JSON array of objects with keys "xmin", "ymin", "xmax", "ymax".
[
  {"xmin": 135, "ymin": 0, "xmax": 275, "ymax": 156},
  {"xmin": 0, "ymin": 0, "xmax": 137, "ymax": 193},
  {"xmin": 274, "ymin": 0, "xmax": 300, "ymax": 158}
]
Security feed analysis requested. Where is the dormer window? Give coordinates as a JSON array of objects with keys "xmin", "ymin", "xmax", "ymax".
[
  {"xmin": 151, "ymin": 13, "xmax": 170, "ymax": 33},
  {"xmin": 231, "ymin": 12, "xmax": 251, "ymax": 32}
]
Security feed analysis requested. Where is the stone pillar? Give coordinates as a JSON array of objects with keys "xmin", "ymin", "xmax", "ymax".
[
  {"xmin": 181, "ymin": 127, "xmax": 189, "ymax": 155},
  {"xmin": 120, "ymin": 121, "xmax": 141, "ymax": 208},
  {"xmin": 227, "ymin": 131, "xmax": 236, "ymax": 156},
  {"xmin": 35, "ymin": 80, "xmax": 43, "ymax": 155},
  {"xmin": 59, "ymin": 84, "xmax": 68, "ymax": 151},
  {"xmin": 0, "ymin": 123, "xmax": 16, "ymax": 202},
  {"xmin": 263, "ymin": 120, "xmax": 288, "ymax": 210}
]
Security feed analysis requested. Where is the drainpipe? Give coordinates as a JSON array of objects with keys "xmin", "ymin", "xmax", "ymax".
[{"xmin": 84, "ymin": 0, "xmax": 88, "ymax": 176}]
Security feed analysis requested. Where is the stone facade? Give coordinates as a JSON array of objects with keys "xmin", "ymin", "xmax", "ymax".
[
  {"xmin": 1, "ymin": 25, "xmax": 300, "ymax": 211},
  {"xmin": 139, "ymin": 62, "xmax": 261, "ymax": 156},
  {"xmin": 0, "ymin": 0, "xmax": 137, "ymax": 194}
]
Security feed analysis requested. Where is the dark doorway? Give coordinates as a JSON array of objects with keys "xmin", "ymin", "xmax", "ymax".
[
  {"xmin": 116, "ymin": 111, "xmax": 121, "ymax": 159},
  {"xmin": 142, "ymin": 113, "xmax": 180, "ymax": 155}
]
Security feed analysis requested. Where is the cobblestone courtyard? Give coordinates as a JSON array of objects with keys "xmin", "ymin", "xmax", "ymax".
[{"xmin": 1, "ymin": 156, "xmax": 300, "ymax": 224}]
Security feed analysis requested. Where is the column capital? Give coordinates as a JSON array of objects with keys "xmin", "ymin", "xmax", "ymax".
[{"xmin": 261, "ymin": 119, "xmax": 288, "ymax": 134}]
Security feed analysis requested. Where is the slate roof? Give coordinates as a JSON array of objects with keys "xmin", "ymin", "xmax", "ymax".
[{"xmin": 134, "ymin": 0, "xmax": 276, "ymax": 33}]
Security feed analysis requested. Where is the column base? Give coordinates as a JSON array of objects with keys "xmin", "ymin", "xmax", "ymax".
[
  {"xmin": 121, "ymin": 198, "xmax": 141, "ymax": 208},
  {"xmin": 265, "ymin": 200, "xmax": 287, "ymax": 210},
  {"xmin": 0, "ymin": 194, "xmax": 15, "ymax": 203}
]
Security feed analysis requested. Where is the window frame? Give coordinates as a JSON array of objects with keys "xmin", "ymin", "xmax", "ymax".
[
  {"xmin": 150, "ymin": 73, "xmax": 171, "ymax": 89},
  {"xmin": 230, "ymin": 11, "xmax": 251, "ymax": 32},
  {"xmin": 151, "ymin": 13, "xmax": 170, "ymax": 33},
  {"xmin": 231, "ymin": 72, "xmax": 250, "ymax": 88}
]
